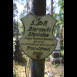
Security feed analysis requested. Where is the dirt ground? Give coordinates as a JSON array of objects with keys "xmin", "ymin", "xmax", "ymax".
[
  {"xmin": 45, "ymin": 59, "xmax": 64, "ymax": 77},
  {"xmin": 13, "ymin": 59, "xmax": 64, "ymax": 77}
]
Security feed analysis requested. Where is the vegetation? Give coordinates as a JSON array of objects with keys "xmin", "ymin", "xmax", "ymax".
[
  {"xmin": 13, "ymin": 0, "xmax": 64, "ymax": 65},
  {"xmin": 53, "ymin": 0, "xmax": 64, "ymax": 38},
  {"xmin": 13, "ymin": 0, "xmax": 64, "ymax": 76},
  {"xmin": 13, "ymin": 69, "xmax": 16, "ymax": 77}
]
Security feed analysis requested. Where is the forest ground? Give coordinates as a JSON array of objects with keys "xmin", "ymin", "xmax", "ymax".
[
  {"xmin": 44, "ymin": 58, "xmax": 64, "ymax": 77},
  {"xmin": 13, "ymin": 57, "xmax": 64, "ymax": 77}
]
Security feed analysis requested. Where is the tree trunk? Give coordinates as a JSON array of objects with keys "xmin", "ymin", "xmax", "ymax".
[{"xmin": 51, "ymin": 0, "xmax": 53, "ymax": 16}]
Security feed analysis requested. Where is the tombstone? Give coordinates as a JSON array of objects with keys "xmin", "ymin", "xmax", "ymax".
[{"xmin": 50, "ymin": 35, "xmax": 63, "ymax": 64}]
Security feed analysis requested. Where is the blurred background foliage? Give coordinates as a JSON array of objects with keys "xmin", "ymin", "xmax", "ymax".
[{"xmin": 13, "ymin": 0, "xmax": 64, "ymax": 65}]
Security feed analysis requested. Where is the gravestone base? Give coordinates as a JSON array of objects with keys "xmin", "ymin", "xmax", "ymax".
[
  {"xmin": 51, "ymin": 57, "xmax": 63, "ymax": 64},
  {"xmin": 50, "ymin": 50, "xmax": 63, "ymax": 64}
]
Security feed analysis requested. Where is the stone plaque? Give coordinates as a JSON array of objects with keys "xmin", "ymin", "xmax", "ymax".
[{"xmin": 19, "ymin": 14, "xmax": 57, "ymax": 59}]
